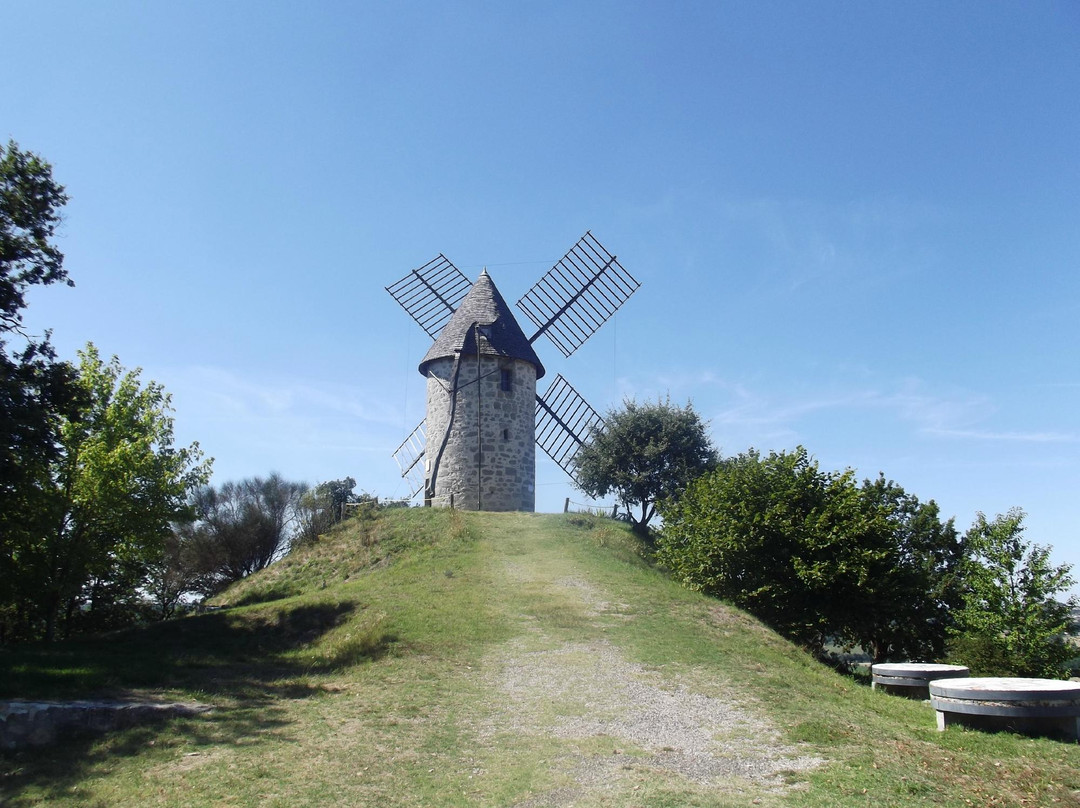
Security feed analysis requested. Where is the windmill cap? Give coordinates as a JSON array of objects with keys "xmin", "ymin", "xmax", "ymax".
[{"xmin": 419, "ymin": 272, "xmax": 546, "ymax": 379}]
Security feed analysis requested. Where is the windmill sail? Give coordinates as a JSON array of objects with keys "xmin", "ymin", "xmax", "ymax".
[
  {"xmin": 385, "ymin": 257, "xmax": 472, "ymax": 496},
  {"xmin": 535, "ymin": 374, "xmax": 603, "ymax": 480},
  {"xmin": 391, "ymin": 420, "xmax": 427, "ymax": 497},
  {"xmin": 385, "ymin": 255, "xmax": 472, "ymax": 340},
  {"xmin": 517, "ymin": 231, "xmax": 641, "ymax": 358}
]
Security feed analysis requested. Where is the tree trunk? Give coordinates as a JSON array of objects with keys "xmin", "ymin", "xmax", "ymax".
[
  {"xmin": 63, "ymin": 596, "xmax": 78, "ymax": 639},
  {"xmin": 43, "ymin": 590, "xmax": 61, "ymax": 642}
]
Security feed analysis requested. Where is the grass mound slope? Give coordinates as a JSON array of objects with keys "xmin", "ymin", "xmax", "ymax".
[{"xmin": 3, "ymin": 509, "xmax": 1078, "ymax": 807}]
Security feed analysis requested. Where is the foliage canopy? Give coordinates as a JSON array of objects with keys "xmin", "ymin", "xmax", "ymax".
[
  {"xmin": 946, "ymin": 508, "xmax": 1077, "ymax": 678},
  {"xmin": 839, "ymin": 474, "xmax": 965, "ymax": 662},
  {"xmin": 185, "ymin": 474, "xmax": 307, "ymax": 594},
  {"xmin": 3, "ymin": 345, "xmax": 211, "ymax": 640},
  {"xmin": 0, "ymin": 141, "xmax": 82, "ymax": 640},
  {"xmin": 295, "ymin": 476, "xmax": 359, "ymax": 546},
  {"xmin": 572, "ymin": 398, "xmax": 717, "ymax": 533},
  {"xmin": 0, "ymin": 139, "xmax": 71, "ymax": 331},
  {"xmin": 657, "ymin": 448, "xmax": 964, "ymax": 661}
]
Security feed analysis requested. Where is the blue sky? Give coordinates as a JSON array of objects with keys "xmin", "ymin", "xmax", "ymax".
[{"xmin": 6, "ymin": 2, "xmax": 1079, "ymax": 580}]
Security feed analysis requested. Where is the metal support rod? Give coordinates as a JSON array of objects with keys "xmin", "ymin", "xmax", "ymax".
[
  {"xmin": 427, "ymin": 347, "xmax": 467, "ymax": 505},
  {"xmin": 476, "ymin": 322, "xmax": 482, "ymax": 511}
]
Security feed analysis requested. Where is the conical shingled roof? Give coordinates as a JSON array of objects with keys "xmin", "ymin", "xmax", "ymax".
[{"xmin": 419, "ymin": 270, "xmax": 546, "ymax": 379}]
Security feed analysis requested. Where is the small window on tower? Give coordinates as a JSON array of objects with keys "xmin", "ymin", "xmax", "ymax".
[
  {"xmin": 502, "ymin": 428, "xmax": 510, "ymax": 441},
  {"xmin": 500, "ymin": 368, "xmax": 512, "ymax": 392}
]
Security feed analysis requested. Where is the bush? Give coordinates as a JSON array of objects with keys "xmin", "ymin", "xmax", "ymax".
[{"xmin": 657, "ymin": 448, "xmax": 964, "ymax": 662}]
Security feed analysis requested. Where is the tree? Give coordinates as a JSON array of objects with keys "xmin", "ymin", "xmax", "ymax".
[
  {"xmin": 656, "ymin": 448, "xmax": 965, "ymax": 661},
  {"xmin": 0, "ymin": 144, "xmax": 213, "ymax": 641},
  {"xmin": 0, "ymin": 348, "xmax": 83, "ymax": 638},
  {"xmin": 946, "ymin": 509, "xmax": 1076, "ymax": 678},
  {"xmin": 24, "ymin": 344, "xmax": 211, "ymax": 640},
  {"xmin": 295, "ymin": 476, "xmax": 357, "ymax": 546},
  {"xmin": 836, "ymin": 476, "xmax": 964, "ymax": 662},
  {"xmin": 572, "ymin": 398, "xmax": 718, "ymax": 533},
  {"xmin": 0, "ymin": 141, "xmax": 82, "ymax": 639},
  {"xmin": 184, "ymin": 474, "xmax": 307, "ymax": 594},
  {"xmin": 657, "ymin": 447, "xmax": 865, "ymax": 653},
  {"xmin": 144, "ymin": 522, "xmax": 204, "ymax": 620},
  {"xmin": 0, "ymin": 139, "xmax": 71, "ymax": 332},
  {"xmin": 0, "ymin": 139, "xmax": 76, "ymax": 499}
]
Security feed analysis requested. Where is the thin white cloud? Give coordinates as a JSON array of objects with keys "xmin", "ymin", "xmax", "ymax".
[
  {"xmin": 149, "ymin": 363, "xmax": 427, "ymax": 494},
  {"xmin": 167, "ymin": 365, "xmax": 408, "ymax": 427},
  {"xmin": 633, "ymin": 368, "xmax": 1015, "ymax": 446},
  {"xmin": 925, "ymin": 428, "xmax": 1080, "ymax": 444}
]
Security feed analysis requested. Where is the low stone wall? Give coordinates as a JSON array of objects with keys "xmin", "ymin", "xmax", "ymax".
[{"xmin": 1, "ymin": 699, "xmax": 211, "ymax": 751}]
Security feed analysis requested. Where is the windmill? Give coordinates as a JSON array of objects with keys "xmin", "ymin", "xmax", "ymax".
[{"xmin": 386, "ymin": 231, "xmax": 640, "ymax": 511}]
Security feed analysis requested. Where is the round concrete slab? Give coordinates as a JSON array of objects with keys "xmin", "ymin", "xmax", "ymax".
[
  {"xmin": 871, "ymin": 663, "xmax": 970, "ymax": 697},
  {"xmin": 873, "ymin": 663, "xmax": 969, "ymax": 683},
  {"xmin": 928, "ymin": 677, "xmax": 1080, "ymax": 740},
  {"xmin": 874, "ymin": 663, "xmax": 969, "ymax": 677},
  {"xmin": 929, "ymin": 677, "xmax": 1080, "ymax": 702}
]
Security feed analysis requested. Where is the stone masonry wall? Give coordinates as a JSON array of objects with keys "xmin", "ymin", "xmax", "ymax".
[
  {"xmin": 1, "ymin": 700, "xmax": 211, "ymax": 750},
  {"xmin": 425, "ymin": 354, "xmax": 537, "ymax": 511}
]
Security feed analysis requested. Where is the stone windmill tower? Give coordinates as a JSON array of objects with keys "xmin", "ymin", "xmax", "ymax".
[{"xmin": 386, "ymin": 232, "xmax": 640, "ymax": 511}]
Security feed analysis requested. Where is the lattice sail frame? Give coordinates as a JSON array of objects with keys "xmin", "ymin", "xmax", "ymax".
[
  {"xmin": 535, "ymin": 374, "xmax": 604, "ymax": 479},
  {"xmin": 391, "ymin": 420, "xmax": 427, "ymax": 497},
  {"xmin": 517, "ymin": 231, "xmax": 641, "ymax": 358},
  {"xmin": 385, "ymin": 255, "xmax": 472, "ymax": 340}
]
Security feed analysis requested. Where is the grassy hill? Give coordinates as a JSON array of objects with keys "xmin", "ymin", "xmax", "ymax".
[{"xmin": 3, "ymin": 509, "xmax": 1079, "ymax": 807}]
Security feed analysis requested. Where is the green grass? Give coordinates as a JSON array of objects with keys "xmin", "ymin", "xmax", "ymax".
[{"xmin": 2, "ymin": 508, "xmax": 1079, "ymax": 807}]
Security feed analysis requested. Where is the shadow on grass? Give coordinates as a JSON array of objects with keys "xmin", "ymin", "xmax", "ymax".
[
  {"xmin": 0, "ymin": 703, "xmax": 295, "ymax": 807},
  {"xmin": 1, "ymin": 599, "xmax": 369, "ymax": 700},
  {"xmin": 0, "ymin": 598, "xmax": 394, "ymax": 804},
  {"xmin": 230, "ymin": 580, "xmax": 307, "ymax": 607}
]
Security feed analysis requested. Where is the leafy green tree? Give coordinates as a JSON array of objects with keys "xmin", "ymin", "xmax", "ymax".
[
  {"xmin": 656, "ymin": 447, "xmax": 865, "ymax": 653},
  {"xmin": 30, "ymin": 345, "xmax": 211, "ymax": 640},
  {"xmin": 836, "ymin": 476, "xmax": 964, "ymax": 662},
  {"xmin": 657, "ymin": 449, "xmax": 964, "ymax": 661},
  {"xmin": 0, "ymin": 141, "xmax": 81, "ymax": 639},
  {"xmin": 0, "ymin": 349, "xmax": 82, "ymax": 640},
  {"xmin": 946, "ymin": 509, "xmax": 1076, "ymax": 678},
  {"xmin": 0, "ymin": 139, "xmax": 71, "ymax": 331},
  {"xmin": 572, "ymin": 398, "xmax": 717, "ymax": 533},
  {"xmin": 0, "ymin": 144, "xmax": 213, "ymax": 641}
]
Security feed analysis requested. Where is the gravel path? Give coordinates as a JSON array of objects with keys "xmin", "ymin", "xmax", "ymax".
[{"xmin": 479, "ymin": 564, "xmax": 822, "ymax": 805}]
